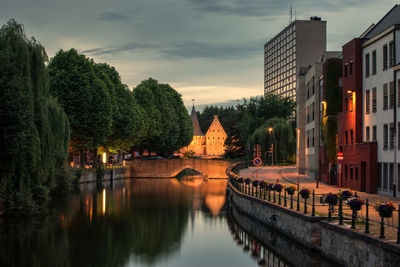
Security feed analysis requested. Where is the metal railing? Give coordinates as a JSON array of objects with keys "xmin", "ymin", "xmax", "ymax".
[{"xmin": 227, "ymin": 173, "xmax": 400, "ymax": 243}]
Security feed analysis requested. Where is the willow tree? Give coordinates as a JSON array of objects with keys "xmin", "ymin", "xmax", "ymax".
[
  {"xmin": 248, "ymin": 117, "xmax": 295, "ymax": 163},
  {"xmin": 0, "ymin": 20, "xmax": 70, "ymax": 214}
]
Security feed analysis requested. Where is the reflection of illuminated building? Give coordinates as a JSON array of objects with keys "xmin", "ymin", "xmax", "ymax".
[{"xmin": 205, "ymin": 194, "xmax": 225, "ymax": 217}]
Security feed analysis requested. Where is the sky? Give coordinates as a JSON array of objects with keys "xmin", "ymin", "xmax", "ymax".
[{"xmin": 1, "ymin": 0, "xmax": 399, "ymax": 108}]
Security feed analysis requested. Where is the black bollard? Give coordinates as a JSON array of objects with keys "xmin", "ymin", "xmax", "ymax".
[
  {"xmin": 304, "ymin": 198, "xmax": 308, "ymax": 214},
  {"xmin": 273, "ymin": 190, "xmax": 276, "ymax": 203},
  {"xmin": 380, "ymin": 216, "xmax": 385, "ymax": 238},
  {"xmin": 365, "ymin": 199, "xmax": 370, "ymax": 234},
  {"xmin": 328, "ymin": 204, "xmax": 332, "ymax": 221},
  {"xmin": 278, "ymin": 191, "xmax": 281, "ymax": 205},
  {"xmin": 297, "ymin": 191, "xmax": 300, "ymax": 211},
  {"xmin": 290, "ymin": 194, "xmax": 293, "ymax": 209},
  {"xmin": 284, "ymin": 190, "xmax": 287, "ymax": 207},
  {"xmin": 268, "ymin": 190, "xmax": 271, "ymax": 201},
  {"xmin": 351, "ymin": 209, "xmax": 356, "ymax": 229}
]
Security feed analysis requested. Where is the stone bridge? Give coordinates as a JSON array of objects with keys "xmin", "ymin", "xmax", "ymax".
[{"xmin": 129, "ymin": 159, "xmax": 229, "ymax": 178}]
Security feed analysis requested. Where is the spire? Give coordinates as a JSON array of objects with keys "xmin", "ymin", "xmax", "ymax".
[{"xmin": 191, "ymin": 105, "xmax": 204, "ymax": 136}]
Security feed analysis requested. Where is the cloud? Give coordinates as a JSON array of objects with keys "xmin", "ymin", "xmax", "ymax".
[
  {"xmin": 98, "ymin": 11, "xmax": 131, "ymax": 21},
  {"xmin": 82, "ymin": 42, "xmax": 155, "ymax": 56}
]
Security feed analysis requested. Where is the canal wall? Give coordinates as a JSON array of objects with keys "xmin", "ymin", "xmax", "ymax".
[
  {"xmin": 79, "ymin": 167, "xmax": 130, "ymax": 183},
  {"xmin": 227, "ymin": 183, "xmax": 400, "ymax": 267}
]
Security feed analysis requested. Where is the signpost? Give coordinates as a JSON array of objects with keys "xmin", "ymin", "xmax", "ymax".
[
  {"xmin": 253, "ymin": 155, "xmax": 262, "ymax": 180},
  {"xmin": 337, "ymin": 152, "xmax": 343, "ymax": 188}
]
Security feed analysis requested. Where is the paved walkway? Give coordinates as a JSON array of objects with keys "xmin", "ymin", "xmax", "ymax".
[{"xmin": 239, "ymin": 166, "xmax": 400, "ymax": 241}]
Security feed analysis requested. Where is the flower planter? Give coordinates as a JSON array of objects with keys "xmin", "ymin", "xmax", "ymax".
[
  {"xmin": 286, "ymin": 188, "xmax": 295, "ymax": 195},
  {"xmin": 350, "ymin": 203, "xmax": 362, "ymax": 211},
  {"xmin": 379, "ymin": 209, "xmax": 393, "ymax": 218}
]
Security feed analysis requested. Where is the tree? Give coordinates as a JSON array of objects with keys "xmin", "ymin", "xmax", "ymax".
[
  {"xmin": 48, "ymin": 49, "xmax": 113, "ymax": 165},
  {"xmin": 0, "ymin": 20, "xmax": 70, "ymax": 214}
]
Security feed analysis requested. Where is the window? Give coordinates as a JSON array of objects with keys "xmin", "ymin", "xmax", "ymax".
[
  {"xmin": 390, "ymin": 123, "xmax": 395, "ymax": 149},
  {"xmin": 350, "ymin": 62, "xmax": 353, "ymax": 75},
  {"xmin": 383, "ymin": 83, "xmax": 388, "ymax": 110},
  {"xmin": 345, "ymin": 130, "xmax": 348, "ymax": 145},
  {"xmin": 344, "ymin": 96, "xmax": 348, "ymax": 111},
  {"xmin": 350, "ymin": 165, "xmax": 353, "ymax": 180},
  {"xmin": 312, "ymin": 103, "xmax": 315, "ymax": 121},
  {"xmin": 344, "ymin": 64, "xmax": 348, "ymax": 77},
  {"xmin": 389, "ymin": 41, "xmax": 395, "ymax": 67},
  {"xmin": 345, "ymin": 165, "xmax": 348, "ymax": 179},
  {"xmin": 366, "ymin": 90, "xmax": 370, "ymax": 114},
  {"xmin": 373, "ymin": 125, "xmax": 377, "ymax": 141},
  {"xmin": 390, "ymin": 81, "xmax": 395, "ymax": 109},
  {"xmin": 398, "ymin": 80, "xmax": 400, "ymax": 107},
  {"xmin": 366, "ymin": 126, "xmax": 370, "ymax": 141},
  {"xmin": 384, "ymin": 124, "xmax": 388, "ymax": 149},
  {"xmin": 365, "ymin": 53, "xmax": 370, "ymax": 77},
  {"xmin": 312, "ymin": 128, "xmax": 314, "ymax": 147},
  {"xmin": 398, "ymin": 164, "xmax": 400, "ymax": 191},
  {"xmin": 383, "ymin": 44, "xmax": 388, "ymax": 70},
  {"xmin": 307, "ymin": 130, "xmax": 310, "ymax": 147},
  {"xmin": 349, "ymin": 96, "xmax": 353, "ymax": 112},
  {"xmin": 378, "ymin": 163, "xmax": 382, "ymax": 189},
  {"xmin": 312, "ymin": 76, "xmax": 315, "ymax": 95},
  {"xmin": 350, "ymin": 130, "xmax": 354, "ymax": 144},
  {"xmin": 390, "ymin": 163, "xmax": 394, "ymax": 189},
  {"xmin": 355, "ymin": 165, "xmax": 359, "ymax": 180},
  {"xmin": 398, "ymin": 122, "xmax": 400, "ymax": 149},
  {"xmin": 306, "ymin": 106, "xmax": 310, "ymax": 123},
  {"xmin": 372, "ymin": 50, "xmax": 377, "ymax": 75},
  {"xmin": 383, "ymin": 163, "xmax": 388, "ymax": 190},
  {"xmin": 372, "ymin": 87, "xmax": 377, "ymax": 112}
]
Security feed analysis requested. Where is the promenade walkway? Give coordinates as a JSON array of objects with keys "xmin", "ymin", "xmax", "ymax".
[{"xmin": 239, "ymin": 166, "xmax": 400, "ymax": 241}]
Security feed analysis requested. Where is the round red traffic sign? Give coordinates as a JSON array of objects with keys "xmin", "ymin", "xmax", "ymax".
[
  {"xmin": 253, "ymin": 157, "xmax": 262, "ymax": 166},
  {"xmin": 337, "ymin": 152, "xmax": 343, "ymax": 157}
]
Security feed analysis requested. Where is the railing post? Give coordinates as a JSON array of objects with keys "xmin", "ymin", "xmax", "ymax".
[
  {"xmin": 304, "ymin": 198, "xmax": 308, "ymax": 214},
  {"xmin": 351, "ymin": 210, "xmax": 356, "ymax": 229},
  {"xmin": 328, "ymin": 204, "xmax": 332, "ymax": 221},
  {"xmin": 252, "ymin": 185, "xmax": 254, "ymax": 196},
  {"xmin": 339, "ymin": 196, "xmax": 343, "ymax": 225},
  {"xmin": 380, "ymin": 216, "xmax": 385, "ymax": 238},
  {"xmin": 273, "ymin": 190, "xmax": 276, "ymax": 203},
  {"xmin": 296, "ymin": 191, "xmax": 300, "ymax": 211},
  {"xmin": 365, "ymin": 199, "xmax": 370, "ymax": 234},
  {"xmin": 290, "ymin": 194, "xmax": 293, "ymax": 209},
  {"xmin": 278, "ymin": 191, "xmax": 281, "ymax": 205},
  {"xmin": 284, "ymin": 190, "xmax": 287, "ymax": 207},
  {"xmin": 268, "ymin": 190, "xmax": 271, "ymax": 201},
  {"xmin": 312, "ymin": 189, "xmax": 315, "ymax": 216},
  {"xmin": 397, "ymin": 204, "xmax": 400, "ymax": 243}
]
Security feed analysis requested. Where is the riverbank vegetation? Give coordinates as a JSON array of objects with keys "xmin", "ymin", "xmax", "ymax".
[
  {"xmin": 0, "ymin": 20, "xmax": 192, "ymax": 216},
  {"xmin": 197, "ymin": 95, "xmax": 295, "ymax": 162}
]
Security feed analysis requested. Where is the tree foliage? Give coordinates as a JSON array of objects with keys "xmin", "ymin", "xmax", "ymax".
[{"xmin": 0, "ymin": 20, "xmax": 70, "ymax": 214}]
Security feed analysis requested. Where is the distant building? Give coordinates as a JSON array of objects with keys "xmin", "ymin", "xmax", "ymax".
[
  {"xmin": 182, "ymin": 106, "xmax": 227, "ymax": 158},
  {"xmin": 264, "ymin": 18, "xmax": 326, "ymax": 100}
]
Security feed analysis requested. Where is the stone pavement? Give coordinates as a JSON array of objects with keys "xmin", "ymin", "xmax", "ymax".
[{"xmin": 239, "ymin": 166, "xmax": 400, "ymax": 240}]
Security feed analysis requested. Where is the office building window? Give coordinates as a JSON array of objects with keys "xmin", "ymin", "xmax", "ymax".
[
  {"xmin": 384, "ymin": 124, "xmax": 388, "ymax": 149},
  {"xmin": 365, "ymin": 53, "xmax": 370, "ymax": 77},
  {"xmin": 312, "ymin": 103, "xmax": 314, "ymax": 121},
  {"xmin": 366, "ymin": 90, "xmax": 370, "ymax": 114},
  {"xmin": 366, "ymin": 126, "xmax": 370, "ymax": 141},
  {"xmin": 390, "ymin": 163, "xmax": 394, "ymax": 189},
  {"xmin": 345, "ymin": 130, "xmax": 348, "ymax": 145},
  {"xmin": 390, "ymin": 122, "xmax": 395, "ymax": 149},
  {"xmin": 372, "ymin": 50, "xmax": 377, "ymax": 75},
  {"xmin": 383, "ymin": 83, "xmax": 388, "ymax": 110},
  {"xmin": 383, "ymin": 44, "xmax": 388, "ymax": 70},
  {"xmin": 312, "ymin": 128, "xmax": 314, "ymax": 147},
  {"xmin": 398, "ymin": 122, "xmax": 400, "ymax": 149},
  {"xmin": 389, "ymin": 41, "xmax": 395, "ymax": 67},
  {"xmin": 378, "ymin": 163, "xmax": 382, "ymax": 189},
  {"xmin": 344, "ymin": 64, "xmax": 348, "ymax": 77},
  {"xmin": 373, "ymin": 125, "xmax": 377, "ymax": 141},
  {"xmin": 390, "ymin": 81, "xmax": 395, "ymax": 109},
  {"xmin": 372, "ymin": 87, "xmax": 377, "ymax": 112}
]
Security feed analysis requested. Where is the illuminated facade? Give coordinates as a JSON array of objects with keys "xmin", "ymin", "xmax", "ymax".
[
  {"xmin": 264, "ymin": 18, "xmax": 326, "ymax": 99},
  {"xmin": 182, "ymin": 106, "xmax": 227, "ymax": 158}
]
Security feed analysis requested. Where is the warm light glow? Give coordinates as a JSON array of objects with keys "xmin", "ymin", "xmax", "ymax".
[
  {"xmin": 102, "ymin": 152, "xmax": 107, "ymax": 164},
  {"xmin": 347, "ymin": 90, "xmax": 353, "ymax": 94},
  {"xmin": 268, "ymin": 127, "xmax": 273, "ymax": 133},
  {"xmin": 102, "ymin": 188, "xmax": 106, "ymax": 215}
]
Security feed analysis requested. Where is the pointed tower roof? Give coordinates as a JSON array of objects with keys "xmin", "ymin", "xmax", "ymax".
[
  {"xmin": 206, "ymin": 115, "xmax": 227, "ymax": 136},
  {"xmin": 191, "ymin": 105, "xmax": 204, "ymax": 136}
]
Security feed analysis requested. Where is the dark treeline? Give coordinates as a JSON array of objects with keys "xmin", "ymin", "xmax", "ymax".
[
  {"xmin": 197, "ymin": 95, "xmax": 296, "ymax": 162},
  {"xmin": 0, "ymin": 20, "xmax": 192, "ymax": 215}
]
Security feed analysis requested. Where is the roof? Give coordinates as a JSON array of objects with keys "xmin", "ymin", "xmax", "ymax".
[
  {"xmin": 191, "ymin": 105, "xmax": 204, "ymax": 136},
  {"xmin": 206, "ymin": 115, "xmax": 227, "ymax": 136},
  {"xmin": 364, "ymin": 5, "xmax": 400, "ymax": 39}
]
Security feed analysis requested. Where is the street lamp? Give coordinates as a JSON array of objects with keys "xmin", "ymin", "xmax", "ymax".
[{"xmin": 268, "ymin": 127, "xmax": 274, "ymax": 165}]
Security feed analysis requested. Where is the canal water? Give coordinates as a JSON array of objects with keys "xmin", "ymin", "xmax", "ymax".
[{"xmin": 0, "ymin": 177, "xmax": 334, "ymax": 267}]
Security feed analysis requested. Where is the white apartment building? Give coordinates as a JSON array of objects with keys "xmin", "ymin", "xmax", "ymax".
[{"xmin": 362, "ymin": 5, "xmax": 400, "ymax": 196}]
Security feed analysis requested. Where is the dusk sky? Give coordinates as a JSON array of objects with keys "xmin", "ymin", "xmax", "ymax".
[{"xmin": 1, "ymin": 0, "xmax": 398, "ymax": 107}]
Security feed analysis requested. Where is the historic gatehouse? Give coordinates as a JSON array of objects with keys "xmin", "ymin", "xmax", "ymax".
[{"xmin": 182, "ymin": 106, "xmax": 227, "ymax": 157}]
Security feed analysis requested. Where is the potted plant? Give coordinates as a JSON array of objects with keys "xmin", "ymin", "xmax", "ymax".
[
  {"xmin": 252, "ymin": 180, "xmax": 259, "ymax": 187},
  {"xmin": 285, "ymin": 184, "xmax": 297, "ymax": 195},
  {"xmin": 339, "ymin": 189, "xmax": 353, "ymax": 200},
  {"xmin": 260, "ymin": 181, "xmax": 268, "ymax": 189},
  {"xmin": 266, "ymin": 183, "xmax": 274, "ymax": 190},
  {"xmin": 325, "ymin": 193, "xmax": 339, "ymax": 206},
  {"xmin": 375, "ymin": 201, "xmax": 396, "ymax": 218},
  {"xmin": 244, "ymin": 178, "xmax": 251, "ymax": 185},
  {"xmin": 273, "ymin": 183, "xmax": 283, "ymax": 193},
  {"xmin": 299, "ymin": 188, "xmax": 310, "ymax": 199},
  {"xmin": 237, "ymin": 177, "xmax": 244, "ymax": 183},
  {"xmin": 346, "ymin": 198, "xmax": 364, "ymax": 211}
]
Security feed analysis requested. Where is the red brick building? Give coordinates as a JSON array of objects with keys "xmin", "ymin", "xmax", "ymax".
[{"xmin": 337, "ymin": 38, "xmax": 378, "ymax": 193}]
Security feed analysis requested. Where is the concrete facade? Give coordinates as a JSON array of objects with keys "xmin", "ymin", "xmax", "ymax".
[{"xmin": 264, "ymin": 18, "xmax": 326, "ymax": 100}]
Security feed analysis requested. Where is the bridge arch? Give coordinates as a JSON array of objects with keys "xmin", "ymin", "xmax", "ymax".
[{"xmin": 168, "ymin": 166, "xmax": 205, "ymax": 178}]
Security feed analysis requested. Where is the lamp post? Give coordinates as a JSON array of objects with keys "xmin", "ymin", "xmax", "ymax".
[{"xmin": 268, "ymin": 127, "xmax": 274, "ymax": 165}]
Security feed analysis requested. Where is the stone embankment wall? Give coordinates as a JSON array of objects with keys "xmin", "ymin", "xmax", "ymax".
[
  {"xmin": 227, "ymin": 163, "xmax": 400, "ymax": 267},
  {"xmin": 79, "ymin": 167, "xmax": 130, "ymax": 183}
]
